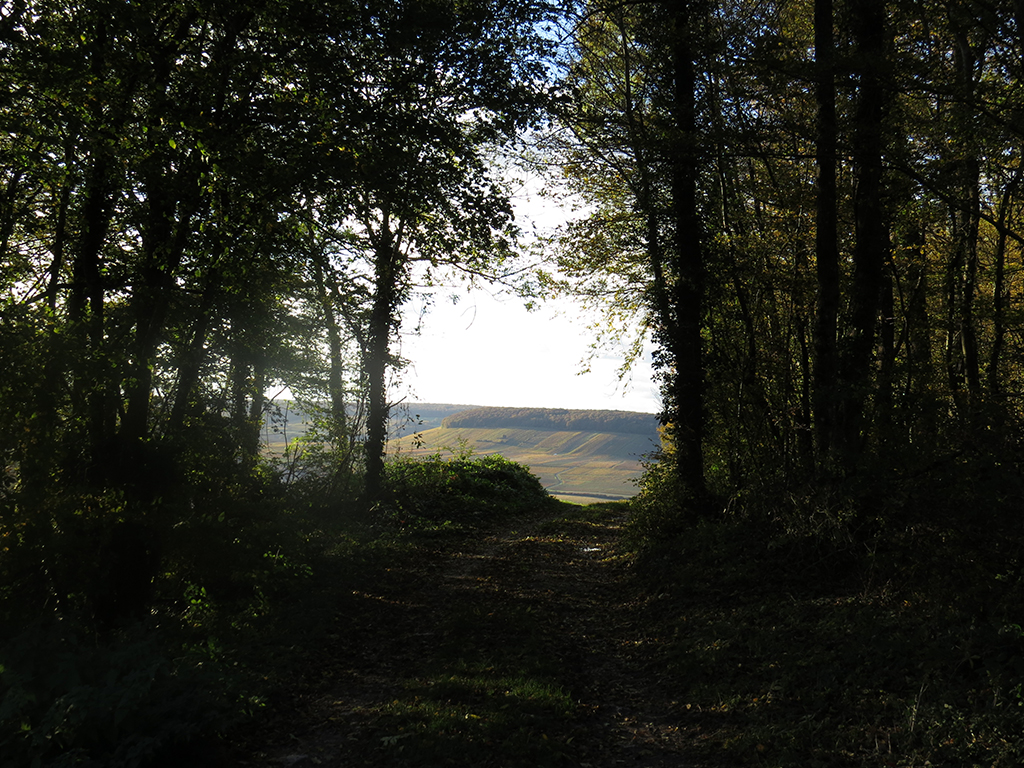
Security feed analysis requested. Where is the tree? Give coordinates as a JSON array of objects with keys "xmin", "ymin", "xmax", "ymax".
[
  {"xmin": 550, "ymin": 0, "xmax": 728, "ymax": 504},
  {"xmin": 812, "ymin": 0, "xmax": 840, "ymax": 462},
  {"xmin": 831, "ymin": 0, "xmax": 891, "ymax": 462},
  {"xmin": 302, "ymin": 0, "xmax": 555, "ymax": 504}
]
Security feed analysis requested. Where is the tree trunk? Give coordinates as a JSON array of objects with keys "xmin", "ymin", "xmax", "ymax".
[
  {"xmin": 834, "ymin": 0, "xmax": 888, "ymax": 461},
  {"xmin": 944, "ymin": 25, "xmax": 982, "ymax": 415},
  {"xmin": 169, "ymin": 271, "xmax": 219, "ymax": 434},
  {"xmin": 668, "ymin": 0, "xmax": 707, "ymax": 502},
  {"xmin": 122, "ymin": 162, "xmax": 190, "ymax": 447},
  {"xmin": 313, "ymin": 246, "xmax": 355, "ymax": 480},
  {"xmin": 988, "ymin": 171, "xmax": 1021, "ymax": 394},
  {"xmin": 363, "ymin": 229, "xmax": 403, "ymax": 505},
  {"xmin": 68, "ymin": 137, "xmax": 116, "ymax": 478},
  {"xmin": 230, "ymin": 333, "xmax": 266, "ymax": 478},
  {"xmin": 876, "ymin": 247, "xmax": 895, "ymax": 440},
  {"xmin": 67, "ymin": 18, "xmax": 123, "ymax": 481},
  {"xmin": 812, "ymin": 0, "xmax": 840, "ymax": 465}
]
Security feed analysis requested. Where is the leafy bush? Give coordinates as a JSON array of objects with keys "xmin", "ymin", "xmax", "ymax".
[
  {"xmin": 623, "ymin": 450, "xmax": 689, "ymax": 550},
  {"xmin": 0, "ymin": 623, "xmax": 227, "ymax": 768},
  {"xmin": 383, "ymin": 452, "xmax": 550, "ymax": 526}
]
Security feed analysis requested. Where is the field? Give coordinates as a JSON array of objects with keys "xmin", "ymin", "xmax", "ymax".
[
  {"xmin": 389, "ymin": 425, "xmax": 658, "ymax": 500},
  {"xmin": 262, "ymin": 403, "xmax": 661, "ymax": 501}
]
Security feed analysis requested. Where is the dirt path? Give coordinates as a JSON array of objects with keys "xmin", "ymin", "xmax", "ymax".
[{"xmin": 232, "ymin": 503, "xmax": 707, "ymax": 767}]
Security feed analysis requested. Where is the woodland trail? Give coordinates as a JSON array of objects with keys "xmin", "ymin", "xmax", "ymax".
[{"xmin": 232, "ymin": 503, "xmax": 710, "ymax": 767}]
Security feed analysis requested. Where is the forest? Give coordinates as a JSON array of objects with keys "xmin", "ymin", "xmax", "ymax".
[{"xmin": 4, "ymin": 0, "xmax": 1024, "ymax": 765}]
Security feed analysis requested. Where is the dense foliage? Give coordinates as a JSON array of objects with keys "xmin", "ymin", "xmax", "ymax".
[
  {"xmin": 383, "ymin": 451, "xmax": 553, "ymax": 526},
  {"xmin": 0, "ymin": 1, "xmax": 557, "ymax": 764},
  {"xmin": 552, "ymin": 3, "xmax": 1024, "ymax": 762},
  {"xmin": 551, "ymin": 0, "xmax": 1024, "ymax": 503}
]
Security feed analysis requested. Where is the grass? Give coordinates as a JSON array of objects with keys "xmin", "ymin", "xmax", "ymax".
[
  {"xmin": 371, "ymin": 619, "xmax": 580, "ymax": 767},
  {"xmin": 22, "ymin": 438, "xmax": 1022, "ymax": 768}
]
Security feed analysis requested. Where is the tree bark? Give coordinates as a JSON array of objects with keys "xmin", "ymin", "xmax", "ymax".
[
  {"xmin": 667, "ymin": 0, "xmax": 707, "ymax": 502},
  {"xmin": 312, "ymin": 245, "xmax": 355, "ymax": 479},
  {"xmin": 988, "ymin": 170, "xmax": 1021, "ymax": 394},
  {"xmin": 363, "ymin": 226, "xmax": 403, "ymax": 505},
  {"xmin": 944, "ymin": 24, "xmax": 982, "ymax": 414},
  {"xmin": 68, "ymin": 131, "xmax": 116, "ymax": 476},
  {"xmin": 812, "ymin": 0, "xmax": 840, "ymax": 465},
  {"xmin": 169, "ymin": 270, "xmax": 219, "ymax": 434},
  {"xmin": 121, "ymin": 160, "xmax": 194, "ymax": 447},
  {"xmin": 834, "ymin": 0, "xmax": 888, "ymax": 461}
]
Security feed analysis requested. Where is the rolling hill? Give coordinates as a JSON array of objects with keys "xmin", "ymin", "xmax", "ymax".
[
  {"xmin": 264, "ymin": 403, "xmax": 662, "ymax": 502},
  {"xmin": 389, "ymin": 405, "xmax": 661, "ymax": 502}
]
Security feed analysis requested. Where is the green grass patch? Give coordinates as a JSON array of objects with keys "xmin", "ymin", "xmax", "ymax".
[
  {"xmin": 375, "ymin": 663, "xmax": 576, "ymax": 767},
  {"xmin": 359, "ymin": 602, "xmax": 583, "ymax": 767}
]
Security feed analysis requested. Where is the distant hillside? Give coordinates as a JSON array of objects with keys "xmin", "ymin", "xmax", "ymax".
[
  {"xmin": 265, "ymin": 403, "xmax": 661, "ymax": 501},
  {"xmin": 392, "ymin": 403, "xmax": 479, "ymax": 438},
  {"xmin": 441, "ymin": 406, "xmax": 658, "ymax": 437},
  {"xmin": 263, "ymin": 402, "xmax": 478, "ymax": 449},
  {"xmin": 391, "ymin": 407, "xmax": 661, "ymax": 501}
]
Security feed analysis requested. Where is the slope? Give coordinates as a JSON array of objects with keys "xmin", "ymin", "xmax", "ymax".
[{"xmin": 390, "ymin": 425, "xmax": 658, "ymax": 501}]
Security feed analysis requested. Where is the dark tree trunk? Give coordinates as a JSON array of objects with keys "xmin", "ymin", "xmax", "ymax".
[
  {"xmin": 988, "ymin": 171, "xmax": 1021, "ymax": 394},
  {"xmin": 903, "ymin": 223, "xmax": 934, "ymax": 442},
  {"xmin": 68, "ymin": 139, "xmax": 117, "ymax": 476},
  {"xmin": 363, "ymin": 230, "xmax": 403, "ymax": 505},
  {"xmin": 169, "ymin": 271, "xmax": 219, "ymax": 433},
  {"xmin": 66, "ymin": 18, "xmax": 126, "ymax": 481},
  {"xmin": 228, "ymin": 316, "xmax": 268, "ymax": 477},
  {"xmin": 313, "ymin": 249, "xmax": 353, "ymax": 475},
  {"xmin": 122, "ymin": 163, "xmax": 189, "ymax": 447},
  {"xmin": 812, "ymin": 0, "xmax": 840, "ymax": 464},
  {"xmin": 944, "ymin": 26, "xmax": 982, "ymax": 414},
  {"xmin": 668, "ymin": 0, "xmax": 707, "ymax": 502},
  {"xmin": 876, "ymin": 246, "xmax": 896, "ymax": 439},
  {"xmin": 834, "ymin": 0, "xmax": 888, "ymax": 461}
]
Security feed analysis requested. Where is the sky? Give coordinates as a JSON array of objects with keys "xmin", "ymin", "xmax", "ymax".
[
  {"xmin": 395, "ymin": 286, "xmax": 661, "ymax": 413},
  {"xmin": 392, "ymin": 174, "xmax": 662, "ymax": 415}
]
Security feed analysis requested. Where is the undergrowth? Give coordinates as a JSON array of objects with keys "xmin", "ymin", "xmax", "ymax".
[
  {"xmin": 0, "ymin": 449, "xmax": 554, "ymax": 767},
  {"xmin": 381, "ymin": 450, "xmax": 553, "ymax": 529},
  {"xmin": 625, "ymin": 442, "xmax": 1024, "ymax": 767}
]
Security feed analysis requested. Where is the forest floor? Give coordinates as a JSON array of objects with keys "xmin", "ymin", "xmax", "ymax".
[{"xmin": 228, "ymin": 502, "xmax": 725, "ymax": 767}]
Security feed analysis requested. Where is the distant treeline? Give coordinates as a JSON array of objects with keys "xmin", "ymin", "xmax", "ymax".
[{"xmin": 441, "ymin": 407, "xmax": 659, "ymax": 436}]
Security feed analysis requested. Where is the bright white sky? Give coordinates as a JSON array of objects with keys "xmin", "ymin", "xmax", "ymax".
[
  {"xmin": 395, "ymin": 286, "xmax": 661, "ymax": 413},
  {"xmin": 392, "ymin": 174, "xmax": 662, "ymax": 415}
]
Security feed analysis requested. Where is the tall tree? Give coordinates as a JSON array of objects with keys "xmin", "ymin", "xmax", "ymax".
[
  {"xmin": 663, "ymin": 0, "xmax": 709, "ymax": 500},
  {"xmin": 812, "ymin": 0, "xmax": 840, "ymax": 462},
  {"xmin": 305, "ymin": 0, "xmax": 554, "ymax": 503},
  {"xmin": 833, "ymin": 0, "xmax": 890, "ymax": 460}
]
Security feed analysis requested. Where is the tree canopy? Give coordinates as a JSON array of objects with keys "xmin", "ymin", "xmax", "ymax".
[{"xmin": 549, "ymin": 0, "xmax": 1024, "ymax": 502}]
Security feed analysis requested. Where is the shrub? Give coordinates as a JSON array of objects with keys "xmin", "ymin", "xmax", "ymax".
[
  {"xmin": 0, "ymin": 623, "xmax": 227, "ymax": 768},
  {"xmin": 383, "ymin": 453, "xmax": 550, "ymax": 526}
]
